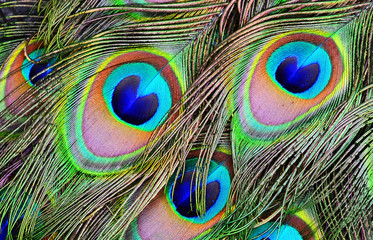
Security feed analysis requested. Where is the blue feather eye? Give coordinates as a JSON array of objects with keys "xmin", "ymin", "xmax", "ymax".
[
  {"xmin": 249, "ymin": 209, "xmax": 323, "ymax": 240},
  {"xmin": 250, "ymin": 223, "xmax": 303, "ymax": 240},
  {"xmin": 102, "ymin": 61, "xmax": 174, "ymax": 132},
  {"xmin": 128, "ymin": 150, "xmax": 233, "ymax": 240},
  {"xmin": 111, "ymin": 75, "xmax": 159, "ymax": 126},
  {"xmin": 233, "ymin": 31, "xmax": 346, "ymax": 141},
  {"xmin": 267, "ymin": 41, "xmax": 332, "ymax": 99},
  {"xmin": 59, "ymin": 49, "xmax": 183, "ymax": 174},
  {"xmin": 0, "ymin": 41, "xmax": 54, "ymax": 116},
  {"xmin": 170, "ymin": 171, "xmax": 220, "ymax": 218},
  {"xmin": 28, "ymin": 61, "xmax": 53, "ymax": 86},
  {"xmin": 22, "ymin": 48, "xmax": 54, "ymax": 86},
  {"xmin": 275, "ymin": 56, "xmax": 320, "ymax": 94},
  {"xmin": 166, "ymin": 158, "xmax": 230, "ymax": 224}
]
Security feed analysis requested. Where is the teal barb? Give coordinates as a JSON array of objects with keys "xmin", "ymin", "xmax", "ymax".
[{"xmin": 0, "ymin": 0, "xmax": 372, "ymax": 240}]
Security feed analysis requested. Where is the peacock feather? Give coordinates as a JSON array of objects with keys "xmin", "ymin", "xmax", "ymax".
[{"xmin": 0, "ymin": 0, "xmax": 372, "ymax": 239}]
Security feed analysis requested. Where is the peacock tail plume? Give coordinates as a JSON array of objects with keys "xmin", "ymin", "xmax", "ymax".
[{"xmin": 0, "ymin": 0, "xmax": 372, "ymax": 239}]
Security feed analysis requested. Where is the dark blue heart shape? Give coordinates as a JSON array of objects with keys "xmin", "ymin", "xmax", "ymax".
[
  {"xmin": 171, "ymin": 171, "xmax": 220, "ymax": 218},
  {"xmin": 275, "ymin": 56, "xmax": 319, "ymax": 93},
  {"xmin": 111, "ymin": 75, "xmax": 159, "ymax": 125},
  {"xmin": 29, "ymin": 62, "xmax": 52, "ymax": 85}
]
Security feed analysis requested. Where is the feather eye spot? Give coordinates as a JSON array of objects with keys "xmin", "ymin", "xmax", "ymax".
[
  {"xmin": 60, "ymin": 50, "xmax": 182, "ymax": 174},
  {"xmin": 275, "ymin": 56, "xmax": 320, "ymax": 93},
  {"xmin": 266, "ymin": 41, "xmax": 332, "ymax": 100},
  {"xmin": 249, "ymin": 209, "xmax": 323, "ymax": 240},
  {"xmin": 166, "ymin": 158, "xmax": 231, "ymax": 224},
  {"xmin": 29, "ymin": 61, "xmax": 53, "ymax": 86},
  {"xmin": 128, "ymin": 150, "xmax": 233, "ymax": 240},
  {"xmin": 234, "ymin": 32, "xmax": 345, "ymax": 140},
  {"xmin": 171, "ymin": 171, "xmax": 220, "ymax": 218},
  {"xmin": 0, "ymin": 41, "xmax": 53, "ymax": 115},
  {"xmin": 21, "ymin": 48, "xmax": 55, "ymax": 87},
  {"xmin": 250, "ymin": 224, "xmax": 303, "ymax": 240},
  {"xmin": 111, "ymin": 75, "xmax": 159, "ymax": 126}
]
